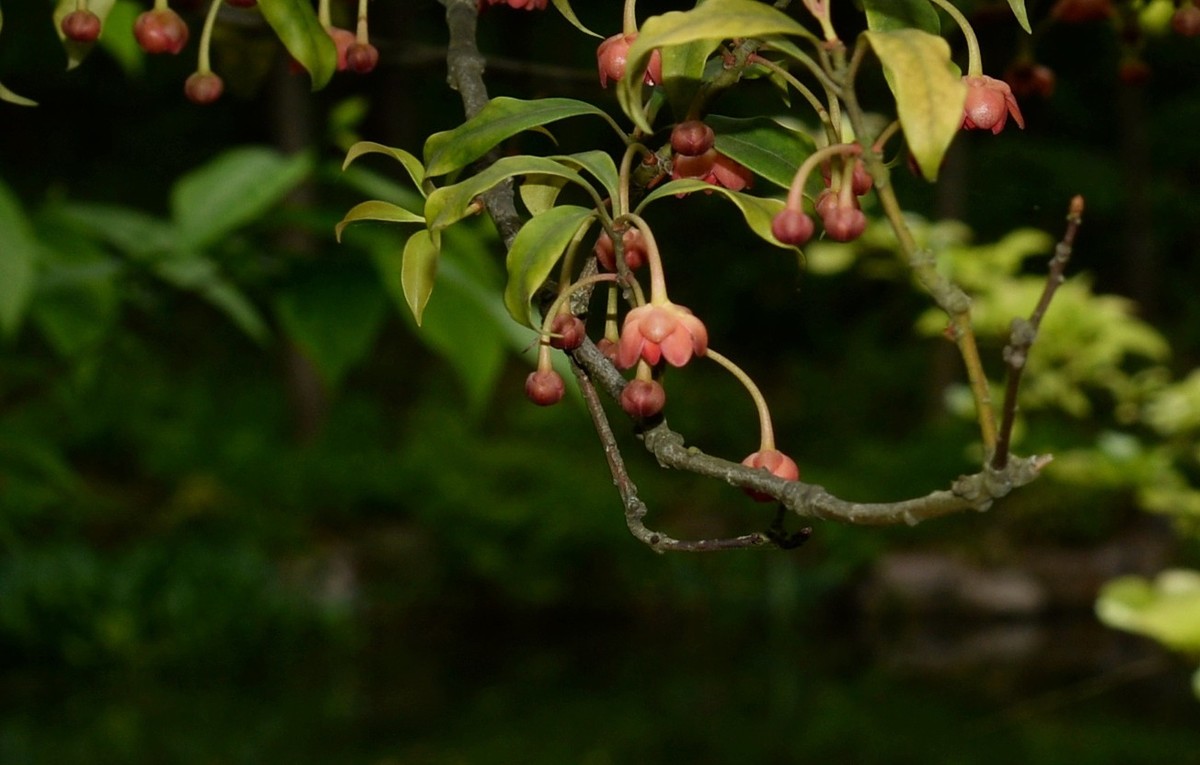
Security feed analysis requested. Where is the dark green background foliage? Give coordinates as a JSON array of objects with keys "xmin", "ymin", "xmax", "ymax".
[{"xmin": 2, "ymin": 1, "xmax": 1200, "ymax": 762}]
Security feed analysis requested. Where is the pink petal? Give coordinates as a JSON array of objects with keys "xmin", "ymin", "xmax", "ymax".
[
  {"xmin": 616, "ymin": 328, "xmax": 644, "ymax": 369},
  {"xmin": 638, "ymin": 307, "xmax": 678, "ymax": 343},
  {"xmin": 658, "ymin": 328, "xmax": 695, "ymax": 367}
]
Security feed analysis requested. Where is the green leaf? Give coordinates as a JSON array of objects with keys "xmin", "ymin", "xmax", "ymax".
[
  {"xmin": 171, "ymin": 147, "xmax": 313, "ymax": 250},
  {"xmin": 423, "ymin": 97, "xmax": 622, "ymax": 178},
  {"xmin": 153, "ymin": 255, "xmax": 270, "ymax": 343},
  {"xmin": 30, "ymin": 233, "xmax": 120, "ymax": 359},
  {"xmin": 98, "ymin": 0, "xmax": 145, "ymax": 77},
  {"xmin": 661, "ymin": 39, "xmax": 721, "ymax": 120},
  {"xmin": 551, "ymin": 150, "xmax": 621, "ymax": 203},
  {"xmin": 53, "ymin": 0, "xmax": 116, "ymax": 69},
  {"xmin": 636, "ymin": 180, "xmax": 796, "ymax": 251},
  {"xmin": 275, "ymin": 264, "xmax": 387, "ymax": 388},
  {"xmin": 862, "ymin": 29, "xmax": 965, "ymax": 181},
  {"xmin": 706, "ymin": 115, "xmax": 815, "ymax": 190},
  {"xmin": 863, "ymin": 0, "xmax": 940, "ymax": 34},
  {"xmin": 343, "ymin": 141, "xmax": 426, "ymax": 193},
  {"xmin": 424, "ymin": 155, "xmax": 598, "ymax": 234},
  {"xmin": 50, "ymin": 202, "xmax": 176, "ymax": 258},
  {"xmin": 1097, "ymin": 570, "xmax": 1200, "ymax": 653},
  {"xmin": 401, "ymin": 229, "xmax": 439, "ymax": 325},
  {"xmin": 619, "ymin": 0, "xmax": 813, "ymax": 132},
  {"xmin": 0, "ymin": 178, "xmax": 38, "ymax": 338},
  {"xmin": 257, "ymin": 0, "xmax": 338, "ymax": 90},
  {"xmin": 519, "ymin": 175, "xmax": 571, "ymax": 216},
  {"xmin": 549, "ymin": 0, "xmax": 602, "ymax": 38},
  {"xmin": 1006, "ymin": 0, "xmax": 1032, "ymax": 34},
  {"xmin": 504, "ymin": 205, "xmax": 596, "ymax": 328},
  {"xmin": 335, "ymin": 200, "xmax": 424, "ymax": 242},
  {"xmin": 0, "ymin": 6, "xmax": 37, "ymax": 106}
]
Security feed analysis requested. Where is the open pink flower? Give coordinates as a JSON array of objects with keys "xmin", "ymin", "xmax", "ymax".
[
  {"xmin": 616, "ymin": 302, "xmax": 708, "ymax": 369},
  {"xmin": 597, "ymin": 33, "xmax": 663, "ymax": 89},
  {"xmin": 671, "ymin": 149, "xmax": 753, "ymax": 192},
  {"xmin": 961, "ymin": 75, "xmax": 1025, "ymax": 134}
]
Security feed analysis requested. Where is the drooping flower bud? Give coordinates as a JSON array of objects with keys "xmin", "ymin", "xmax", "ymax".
[
  {"xmin": 525, "ymin": 369, "xmax": 565, "ymax": 406},
  {"xmin": 620, "ymin": 379, "xmax": 666, "ymax": 418},
  {"xmin": 61, "ymin": 10, "xmax": 102, "ymax": 42},
  {"xmin": 134, "ymin": 9, "xmax": 190, "ymax": 55},
  {"xmin": 771, "ymin": 208, "xmax": 815, "ymax": 246}
]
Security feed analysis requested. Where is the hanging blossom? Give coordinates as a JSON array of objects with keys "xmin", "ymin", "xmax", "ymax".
[
  {"xmin": 617, "ymin": 303, "xmax": 708, "ymax": 369},
  {"xmin": 961, "ymin": 75, "xmax": 1025, "ymax": 134}
]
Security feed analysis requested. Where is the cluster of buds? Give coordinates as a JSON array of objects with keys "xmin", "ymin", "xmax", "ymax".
[
  {"xmin": 61, "ymin": 1, "xmax": 381, "ymax": 106},
  {"xmin": 668, "ymin": 120, "xmax": 753, "ymax": 192},
  {"xmin": 771, "ymin": 145, "xmax": 871, "ymax": 248}
]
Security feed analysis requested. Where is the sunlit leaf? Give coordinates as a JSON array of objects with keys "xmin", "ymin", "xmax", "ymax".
[
  {"xmin": 551, "ymin": 150, "xmax": 620, "ymax": 203},
  {"xmin": 503, "ymin": 205, "xmax": 596, "ymax": 328},
  {"xmin": 0, "ymin": 178, "xmax": 37, "ymax": 338},
  {"xmin": 424, "ymin": 155, "xmax": 597, "ymax": 233},
  {"xmin": 550, "ymin": 0, "xmax": 601, "ymax": 38},
  {"xmin": 424, "ymin": 97, "xmax": 623, "ymax": 178},
  {"xmin": 343, "ymin": 141, "xmax": 426, "ymax": 192},
  {"xmin": 862, "ymin": 29, "xmax": 965, "ymax": 181},
  {"xmin": 619, "ymin": 0, "xmax": 813, "ymax": 132},
  {"xmin": 401, "ymin": 229, "xmax": 439, "ymax": 325},
  {"xmin": 53, "ymin": 0, "xmax": 116, "ymax": 69},
  {"xmin": 171, "ymin": 147, "xmax": 314, "ymax": 250},
  {"xmin": 636, "ymin": 179, "xmax": 796, "ymax": 252},
  {"xmin": 335, "ymin": 200, "xmax": 424, "ymax": 242},
  {"xmin": 1097, "ymin": 570, "xmax": 1200, "ymax": 653},
  {"xmin": 863, "ymin": 0, "xmax": 939, "ymax": 34},
  {"xmin": 706, "ymin": 115, "xmax": 815, "ymax": 190},
  {"xmin": 1006, "ymin": 0, "xmax": 1033, "ymax": 33},
  {"xmin": 257, "ymin": 0, "xmax": 338, "ymax": 90}
]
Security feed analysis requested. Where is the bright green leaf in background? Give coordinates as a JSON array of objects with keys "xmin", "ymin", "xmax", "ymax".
[
  {"xmin": 423, "ymin": 97, "xmax": 623, "ymax": 178},
  {"xmin": 0, "ymin": 178, "xmax": 38, "ymax": 338},
  {"xmin": 50, "ymin": 202, "xmax": 177, "ymax": 258},
  {"xmin": 1097, "ymin": 569, "xmax": 1200, "ymax": 655},
  {"xmin": 503, "ymin": 205, "xmax": 596, "ymax": 328},
  {"xmin": 98, "ymin": 0, "xmax": 145, "ymax": 77},
  {"xmin": 257, "ymin": 0, "xmax": 338, "ymax": 90},
  {"xmin": 706, "ymin": 115, "xmax": 815, "ymax": 191},
  {"xmin": 619, "ymin": 0, "xmax": 813, "ymax": 132},
  {"xmin": 154, "ymin": 256, "xmax": 270, "ymax": 343},
  {"xmin": 862, "ymin": 29, "xmax": 965, "ymax": 181},
  {"xmin": 171, "ymin": 147, "xmax": 313, "ymax": 251}
]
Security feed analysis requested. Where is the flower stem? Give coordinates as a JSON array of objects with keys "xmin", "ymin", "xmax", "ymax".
[
  {"xmin": 356, "ymin": 0, "xmax": 370, "ymax": 41},
  {"xmin": 198, "ymin": 0, "xmax": 223, "ymax": 74},
  {"xmin": 617, "ymin": 143, "xmax": 649, "ymax": 217},
  {"xmin": 318, "ymin": 0, "xmax": 332, "ymax": 29},
  {"xmin": 749, "ymin": 54, "xmax": 834, "ymax": 135},
  {"xmin": 927, "ymin": 0, "xmax": 982, "ymax": 76},
  {"xmin": 622, "ymin": 0, "xmax": 637, "ymax": 35},
  {"xmin": 707, "ymin": 349, "xmax": 776, "ymax": 451},
  {"xmin": 616, "ymin": 213, "xmax": 667, "ymax": 304},
  {"xmin": 786, "ymin": 142, "xmax": 861, "ymax": 210},
  {"xmin": 539, "ymin": 273, "xmax": 621, "ymax": 336}
]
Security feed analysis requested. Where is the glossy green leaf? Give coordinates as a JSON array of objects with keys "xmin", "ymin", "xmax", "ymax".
[
  {"xmin": 636, "ymin": 179, "xmax": 796, "ymax": 252},
  {"xmin": 53, "ymin": 0, "xmax": 116, "ymax": 69},
  {"xmin": 551, "ymin": 150, "xmax": 621, "ymax": 204},
  {"xmin": 343, "ymin": 141, "xmax": 426, "ymax": 193},
  {"xmin": 335, "ymin": 200, "xmax": 424, "ymax": 242},
  {"xmin": 862, "ymin": 29, "xmax": 965, "ymax": 181},
  {"xmin": 1006, "ymin": 0, "xmax": 1032, "ymax": 33},
  {"xmin": 519, "ymin": 175, "xmax": 570, "ymax": 216},
  {"xmin": 0, "ymin": 178, "xmax": 37, "ymax": 338},
  {"xmin": 171, "ymin": 147, "xmax": 313, "ymax": 250},
  {"xmin": 504, "ymin": 205, "xmax": 596, "ymax": 328},
  {"xmin": 661, "ymin": 39, "xmax": 720, "ymax": 120},
  {"xmin": 863, "ymin": 0, "xmax": 939, "ymax": 34},
  {"xmin": 706, "ymin": 115, "xmax": 815, "ymax": 191},
  {"xmin": 424, "ymin": 97, "xmax": 622, "ymax": 178},
  {"xmin": 154, "ymin": 255, "xmax": 270, "ymax": 343},
  {"xmin": 275, "ymin": 264, "xmax": 387, "ymax": 388},
  {"xmin": 424, "ymin": 155, "xmax": 597, "ymax": 234},
  {"xmin": 619, "ymin": 0, "xmax": 812, "ymax": 132},
  {"xmin": 257, "ymin": 0, "xmax": 338, "ymax": 90},
  {"xmin": 550, "ymin": 0, "xmax": 601, "ymax": 38},
  {"xmin": 401, "ymin": 229, "xmax": 439, "ymax": 325}
]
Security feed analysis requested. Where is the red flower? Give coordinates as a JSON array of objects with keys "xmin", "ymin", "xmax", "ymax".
[
  {"xmin": 961, "ymin": 75, "xmax": 1025, "ymax": 134},
  {"xmin": 616, "ymin": 302, "xmax": 708, "ymax": 369},
  {"xmin": 597, "ymin": 33, "xmax": 663, "ymax": 89},
  {"xmin": 671, "ymin": 149, "xmax": 753, "ymax": 192},
  {"xmin": 741, "ymin": 449, "xmax": 800, "ymax": 502}
]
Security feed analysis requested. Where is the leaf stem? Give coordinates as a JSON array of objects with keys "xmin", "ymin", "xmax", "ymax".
[{"xmin": 786, "ymin": 142, "xmax": 861, "ymax": 210}]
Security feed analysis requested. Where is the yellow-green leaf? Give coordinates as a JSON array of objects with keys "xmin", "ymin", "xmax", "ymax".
[
  {"xmin": 862, "ymin": 29, "xmax": 965, "ymax": 181},
  {"xmin": 401, "ymin": 230, "xmax": 439, "ymax": 325},
  {"xmin": 503, "ymin": 205, "xmax": 596, "ymax": 328},
  {"xmin": 550, "ymin": 0, "xmax": 601, "ymax": 38},
  {"xmin": 343, "ymin": 141, "xmax": 426, "ymax": 193},
  {"xmin": 1097, "ymin": 570, "xmax": 1200, "ymax": 653},
  {"xmin": 619, "ymin": 0, "xmax": 813, "ymax": 132},
  {"xmin": 863, "ymin": 0, "xmax": 939, "ymax": 34},
  {"xmin": 1006, "ymin": 0, "xmax": 1032, "ymax": 34},
  {"xmin": 636, "ymin": 180, "xmax": 797, "ymax": 252},
  {"xmin": 336, "ymin": 200, "xmax": 424, "ymax": 242}
]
